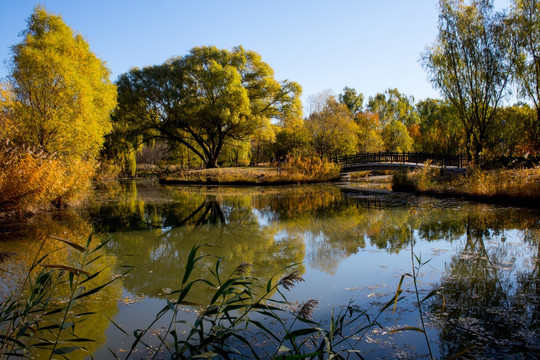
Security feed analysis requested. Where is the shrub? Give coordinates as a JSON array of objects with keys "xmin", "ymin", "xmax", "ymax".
[
  {"xmin": 0, "ymin": 235, "xmax": 121, "ymax": 359},
  {"xmin": 282, "ymin": 155, "xmax": 340, "ymax": 181},
  {"xmin": 0, "ymin": 141, "xmax": 93, "ymax": 212}
]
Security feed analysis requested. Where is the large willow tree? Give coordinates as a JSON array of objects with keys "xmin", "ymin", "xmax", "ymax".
[
  {"xmin": 114, "ymin": 46, "xmax": 302, "ymax": 168},
  {"xmin": 422, "ymin": 0, "xmax": 511, "ymax": 160},
  {"xmin": 1, "ymin": 6, "xmax": 117, "ymax": 209},
  {"xmin": 510, "ymin": 0, "xmax": 540, "ymax": 150},
  {"xmin": 8, "ymin": 6, "xmax": 116, "ymax": 160}
]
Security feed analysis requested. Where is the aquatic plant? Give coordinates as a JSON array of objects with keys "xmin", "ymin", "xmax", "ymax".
[
  {"xmin": 0, "ymin": 234, "xmax": 121, "ymax": 359},
  {"xmin": 120, "ymin": 245, "xmax": 407, "ymax": 359}
]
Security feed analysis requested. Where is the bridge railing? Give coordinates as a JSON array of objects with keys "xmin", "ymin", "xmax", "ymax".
[{"xmin": 334, "ymin": 152, "xmax": 467, "ymax": 168}]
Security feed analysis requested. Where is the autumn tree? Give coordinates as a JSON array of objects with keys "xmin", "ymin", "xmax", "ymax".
[
  {"xmin": 382, "ymin": 120, "xmax": 414, "ymax": 152},
  {"xmin": 250, "ymin": 124, "xmax": 276, "ymax": 165},
  {"xmin": 415, "ymin": 98, "xmax": 465, "ymax": 154},
  {"xmin": 355, "ymin": 111, "xmax": 384, "ymax": 152},
  {"xmin": 487, "ymin": 103, "xmax": 534, "ymax": 156},
  {"xmin": 422, "ymin": 0, "xmax": 511, "ymax": 161},
  {"xmin": 114, "ymin": 46, "xmax": 302, "ymax": 168},
  {"xmin": 0, "ymin": 84, "xmax": 15, "ymax": 140},
  {"xmin": 8, "ymin": 6, "xmax": 116, "ymax": 160},
  {"xmin": 305, "ymin": 96, "xmax": 359, "ymax": 159},
  {"xmin": 509, "ymin": 0, "xmax": 540, "ymax": 151},
  {"xmin": 339, "ymin": 86, "xmax": 364, "ymax": 115},
  {"xmin": 366, "ymin": 88, "xmax": 419, "ymax": 127},
  {"xmin": 0, "ymin": 7, "xmax": 116, "ymax": 210},
  {"xmin": 273, "ymin": 117, "xmax": 311, "ymax": 159}
]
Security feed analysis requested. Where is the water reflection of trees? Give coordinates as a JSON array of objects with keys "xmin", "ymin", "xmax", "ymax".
[
  {"xmin": 93, "ymin": 188, "xmax": 306, "ymax": 303},
  {"xmin": 428, "ymin": 217, "xmax": 540, "ymax": 359},
  {"xmin": 78, "ymin": 186, "xmax": 540, "ymax": 358},
  {"xmin": 92, "ymin": 183, "xmax": 540, "ymax": 280},
  {"xmin": 0, "ymin": 210, "xmax": 122, "ymax": 360}
]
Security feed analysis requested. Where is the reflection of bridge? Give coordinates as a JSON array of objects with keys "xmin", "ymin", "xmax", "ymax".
[{"xmin": 335, "ymin": 152, "xmax": 467, "ymax": 173}]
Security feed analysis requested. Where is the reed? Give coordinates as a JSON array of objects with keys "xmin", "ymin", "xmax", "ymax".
[
  {"xmin": 0, "ymin": 235, "xmax": 121, "ymax": 359},
  {"xmin": 393, "ymin": 165, "xmax": 540, "ymax": 203},
  {"xmin": 119, "ymin": 245, "xmax": 413, "ymax": 359},
  {"xmin": 161, "ymin": 157, "xmax": 340, "ymax": 185},
  {"xmin": 2, "ymin": 239, "xmax": 440, "ymax": 359}
]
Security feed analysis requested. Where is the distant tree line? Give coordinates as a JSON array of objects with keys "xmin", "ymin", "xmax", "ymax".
[{"xmin": 0, "ymin": 0, "xmax": 539, "ymax": 209}]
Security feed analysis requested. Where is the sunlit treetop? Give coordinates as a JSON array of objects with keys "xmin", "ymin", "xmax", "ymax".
[{"xmin": 8, "ymin": 6, "xmax": 117, "ymax": 160}]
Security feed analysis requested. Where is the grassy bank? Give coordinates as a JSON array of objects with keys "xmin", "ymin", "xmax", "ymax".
[
  {"xmin": 160, "ymin": 158, "xmax": 341, "ymax": 185},
  {"xmin": 392, "ymin": 165, "xmax": 540, "ymax": 206}
]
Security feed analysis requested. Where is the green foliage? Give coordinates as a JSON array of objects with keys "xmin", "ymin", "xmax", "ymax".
[
  {"xmin": 382, "ymin": 119, "xmax": 414, "ymax": 152},
  {"xmin": 8, "ymin": 6, "xmax": 116, "ymax": 161},
  {"xmin": 422, "ymin": 0, "xmax": 511, "ymax": 160},
  {"xmin": 273, "ymin": 117, "xmax": 311, "ymax": 159},
  {"xmin": 367, "ymin": 88, "xmax": 419, "ymax": 127},
  {"xmin": 355, "ymin": 111, "xmax": 385, "ymax": 152},
  {"xmin": 113, "ymin": 46, "xmax": 302, "ymax": 168},
  {"xmin": 414, "ymin": 98, "xmax": 465, "ymax": 154},
  {"xmin": 487, "ymin": 103, "xmax": 533, "ymax": 156},
  {"xmin": 218, "ymin": 139, "xmax": 251, "ymax": 167},
  {"xmin": 509, "ymin": 0, "xmax": 540, "ymax": 149},
  {"xmin": 305, "ymin": 96, "xmax": 359, "ymax": 158},
  {"xmin": 250, "ymin": 123, "xmax": 276, "ymax": 165},
  {"xmin": 0, "ymin": 235, "xmax": 121, "ymax": 359},
  {"xmin": 339, "ymin": 86, "xmax": 364, "ymax": 115}
]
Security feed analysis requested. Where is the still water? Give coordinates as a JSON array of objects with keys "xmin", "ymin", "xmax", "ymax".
[{"xmin": 0, "ymin": 181, "xmax": 539, "ymax": 359}]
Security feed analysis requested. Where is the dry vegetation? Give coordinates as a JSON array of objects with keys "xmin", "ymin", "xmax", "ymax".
[
  {"xmin": 392, "ymin": 163, "xmax": 540, "ymax": 205},
  {"xmin": 0, "ymin": 141, "xmax": 93, "ymax": 213},
  {"xmin": 160, "ymin": 156, "xmax": 341, "ymax": 185}
]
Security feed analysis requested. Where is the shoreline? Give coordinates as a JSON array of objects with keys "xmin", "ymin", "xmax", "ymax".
[{"xmin": 391, "ymin": 184, "xmax": 540, "ymax": 208}]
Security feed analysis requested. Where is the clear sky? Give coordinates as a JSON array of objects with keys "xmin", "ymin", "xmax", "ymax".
[{"xmin": 0, "ymin": 0, "xmax": 511, "ymax": 107}]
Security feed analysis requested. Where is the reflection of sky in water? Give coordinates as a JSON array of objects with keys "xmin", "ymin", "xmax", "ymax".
[
  {"xmin": 251, "ymin": 208, "xmax": 274, "ymax": 229},
  {"xmin": 1, "ymin": 182, "xmax": 538, "ymax": 358}
]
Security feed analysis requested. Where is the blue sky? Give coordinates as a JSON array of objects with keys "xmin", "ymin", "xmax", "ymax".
[{"xmin": 0, "ymin": 0, "xmax": 511, "ymax": 107}]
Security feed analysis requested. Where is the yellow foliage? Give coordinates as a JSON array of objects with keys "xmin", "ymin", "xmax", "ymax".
[
  {"xmin": 393, "ymin": 164, "xmax": 540, "ymax": 201},
  {"xmin": 9, "ymin": 6, "xmax": 116, "ymax": 160},
  {"xmin": 282, "ymin": 155, "xmax": 340, "ymax": 181},
  {"xmin": 0, "ymin": 142, "xmax": 93, "ymax": 211}
]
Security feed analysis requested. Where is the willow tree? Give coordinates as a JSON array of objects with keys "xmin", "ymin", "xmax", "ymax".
[
  {"xmin": 366, "ymin": 88, "xmax": 419, "ymax": 127},
  {"xmin": 1, "ymin": 6, "xmax": 116, "ymax": 209},
  {"xmin": 8, "ymin": 6, "xmax": 116, "ymax": 160},
  {"xmin": 422, "ymin": 0, "xmax": 511, "ymax": 161},
  {"xmin": 510, "ymin": 0, "xmax": 540, "ymax": 151},
  {"xmin": 114, "ymin": 46, "xmax": 302, "ymax": 168}
]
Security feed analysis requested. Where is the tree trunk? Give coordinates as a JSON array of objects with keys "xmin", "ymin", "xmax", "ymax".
[{"xmin": 206, "ymin": 157, "xmax": 218, "ymax": 168}]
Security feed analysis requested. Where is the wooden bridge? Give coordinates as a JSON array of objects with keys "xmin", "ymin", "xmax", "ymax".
[{"xmin": 334, "ymin": 152, "xmax": 467, "ymax": 173}]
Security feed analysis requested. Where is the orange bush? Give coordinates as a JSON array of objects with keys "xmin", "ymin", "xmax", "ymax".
[
  {"xmin": 0, "ymin": 142, "xmax": 93, "ymax": 211},
  {"xmin": 282, "ymin": 155, "xmax": 340, "ymax": 181}
]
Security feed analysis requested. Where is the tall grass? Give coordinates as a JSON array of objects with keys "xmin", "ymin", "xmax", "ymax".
[
  {"xmin": 119, "ymin": 245, "xmax": 418, "ymax": 359},
  {"xmin": 2, "ymin": 241, "xmax": 439, "ymax": 359},
  {"xmin": 281, "ymin": 155, "xmax": 341, "ymax": 182},
  {"xmin": 0, "ymin": 234, "xmax": 121, "ymax": 359},
  {"xmin": 392, "ymin": 164, "xmax": 540, "ymax": 202}
]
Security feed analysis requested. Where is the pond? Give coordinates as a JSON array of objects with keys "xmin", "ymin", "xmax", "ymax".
[{"xmin": 0, "ymin": 180, "xmax": 539, "ymax": 359}]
